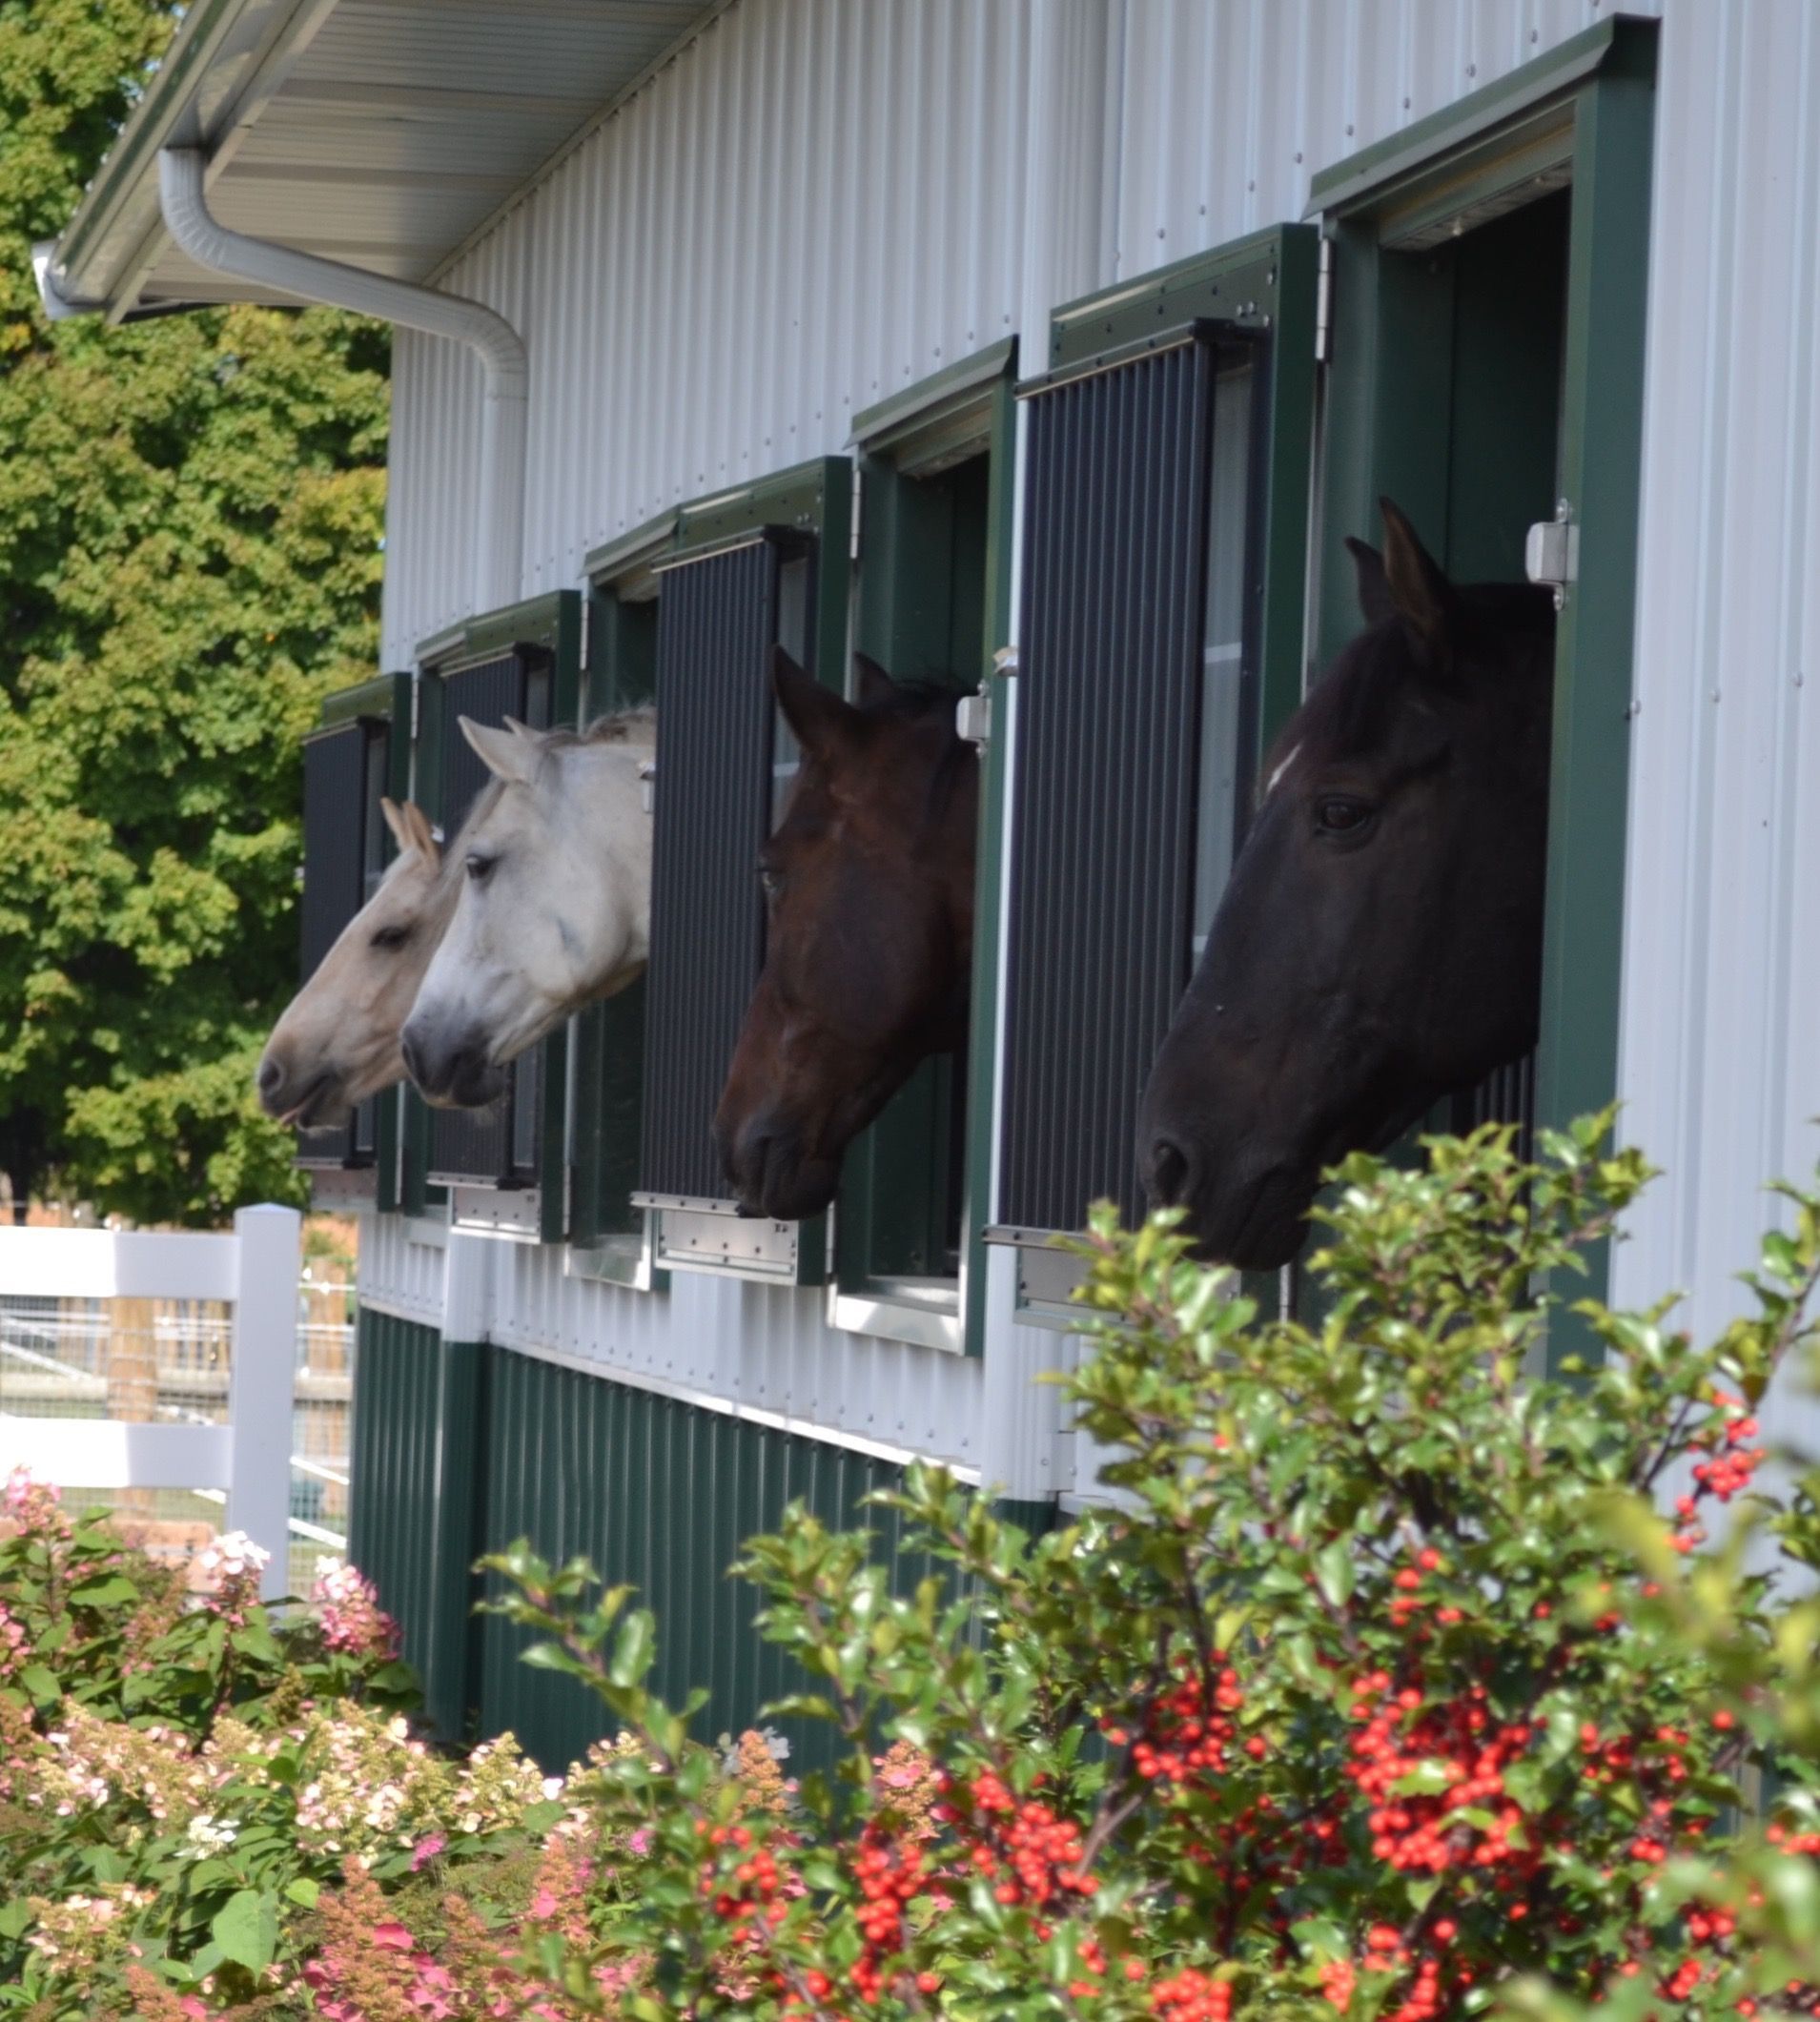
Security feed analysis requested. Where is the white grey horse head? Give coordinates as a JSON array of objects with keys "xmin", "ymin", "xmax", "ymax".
[
  {"xmin": 399, "ymin": 710, "xmax": 655, "ymax": 1109},
  {"xmin": 256, "ymin": 799, "xmax": 455, "ymax": 1127}
]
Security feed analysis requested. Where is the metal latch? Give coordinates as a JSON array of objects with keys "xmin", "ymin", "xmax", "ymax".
[
  {"xmin": 955, "ymin": 691, "xmax": 990, "ymax": 745},
  {"xmin": 638, "ymin": 760, "xmax": 656, "ymax": 813},
  {"xmin": 1524, "ymin": 500, "xmax": 1578, "ymax": 610},
  {"xmin": 992, "ymin": 644, "xmax": 1018, "ymax": 677}
]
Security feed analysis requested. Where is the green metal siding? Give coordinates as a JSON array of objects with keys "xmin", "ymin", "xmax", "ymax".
[
  {"xmin": 347, "ymin": 1310, "xmax": 486, "ymax": 1741},
  {"xmin": 475, "ymin": 1348, "xmax": 936, "ymax": 1774},
  {"xmin": 346, "ymin": 1311, "xmax": 445, "ymax": 1707}
]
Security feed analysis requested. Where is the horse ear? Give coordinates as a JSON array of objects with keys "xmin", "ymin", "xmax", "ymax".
[
  {"xmin": 460, "ymin": 715, "xmax": 539, "ymax": 786},
  {"xmin": 1345, "ymin": 537, "xmax": 1395, "ymax": 625},
  {"xmin": 772, "ymin": 644, "xmax": 859, "ymax": 756},
  {"xmin": 851, "ymin": 652, "xmax": 896, "ymax": 709},
  {"xmin": 402, "ymin": 802, "xmax": 440, "ymax": 866},
  {"xmin": 379, "ymin": 796, "xmax": 412, "ymax": 852},
  {"xmin": 1378, "ymin": 497, "xmax": 1458, "ymax": 664}
]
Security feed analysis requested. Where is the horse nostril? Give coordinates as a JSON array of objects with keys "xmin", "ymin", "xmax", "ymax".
[
  {"xmin": 256, "ymin": 1056, "xmax": 284, "ymax": 1100},
  {"xmin": 399, "ymin": 1029, "xmax": 426, "ymax": 1088},
  {"xmin": 1148, "ymin": 1134, "xmax": 1197, "ymax": 1208}
]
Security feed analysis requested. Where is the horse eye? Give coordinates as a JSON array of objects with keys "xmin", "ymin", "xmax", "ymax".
[
  {"xmin": 465, "ymin": 852, "xmax": 497, "ymax": 884},
  {"xmin": 369, "ymin": 923, "xmax": 412, "ymax": 950},
  {"xmin": 1317, "ymin": 798, "xmax": 1372, "ymax": 836}
]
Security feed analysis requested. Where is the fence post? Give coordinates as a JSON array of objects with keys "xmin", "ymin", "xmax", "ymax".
[{"xmin": 227, "ymin": 1204, "xmax": 300, "ymax": 1600}]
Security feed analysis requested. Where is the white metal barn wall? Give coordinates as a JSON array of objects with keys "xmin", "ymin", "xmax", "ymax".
[
  {"xmin": 1610, "ymin": 2, "xmax": 1820, "ymax": 1442},
  {"xmin": 367, "ymin": 0, "xmax": 1820, "ymax": 1495}
]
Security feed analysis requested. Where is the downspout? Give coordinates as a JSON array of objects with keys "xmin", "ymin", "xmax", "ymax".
[{"xmin": 157, "ymin": 147, "xmax": 526, "ymax": 611}]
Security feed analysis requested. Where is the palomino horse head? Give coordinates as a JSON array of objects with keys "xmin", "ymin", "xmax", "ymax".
[
  {"xmin": 400, "ymin": 710, "xmax": 655, "ymax": 1110},
  {"xmin": 1138, "ymin": 498, "xmax": 1557, "ymax": 1269},
  {"xmin": 714, "ymin": 649, "xmax": 977, "ymax": 1221},
  {"xmin": 256, "ymin": 798, "xmax": 453, "ymax": 1128}
]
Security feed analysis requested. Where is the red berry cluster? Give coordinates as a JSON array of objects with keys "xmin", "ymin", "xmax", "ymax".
[
  {"xmin": 844, "ymin": 1821, "xmax": 931, "ymax": 2004},
  {"xmin": 1346, "ymin": 1673, "xmax": 1535, "ymax": 1880},
  {"xmin": 1149, "ymin": 1964, "xmax": 1234, "ymax": 2021},
  {"xmin": 1113, "ymin": 1662, "xmax": 1244, "ymax": 1786},
  {"xmin": 945, "ymin": 1768, "xmax": 1096, "ymax": 1910},
  {"xmin": 697, "ymin": 1821, "xmax": 787, "ymax": 1931},
  {"xmin": 1691, "ymin": 1396, "xmax": 1765, "ymax": 1504}
]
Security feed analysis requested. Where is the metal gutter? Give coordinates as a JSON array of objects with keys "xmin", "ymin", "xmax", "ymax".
[
  {"xmin": 157, "ymin": 147, "xmax": 527, "ymax": 613},
  {"xmin": 50, "ymin": 0, "xmax": 264, "ymax": 303}
]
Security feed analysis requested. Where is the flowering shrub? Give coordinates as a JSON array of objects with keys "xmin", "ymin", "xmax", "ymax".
[
  {"xmin": 471, "ymin": 1117, "xmax": 1820, "ymax": 2019},
  {"xmin": 10, "ymin": 1117, "xmax": 1820, "ymax": 2021}
]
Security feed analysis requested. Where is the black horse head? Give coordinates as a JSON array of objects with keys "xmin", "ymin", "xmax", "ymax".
[{"xmin": 1138, "ymin": 498, "xmax": 1557, "ymax": 1269}]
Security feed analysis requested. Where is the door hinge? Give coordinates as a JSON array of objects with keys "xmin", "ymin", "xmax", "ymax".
[
  {"xmin": 849, "ymin": 462, "xmax": 863, "ymax": 562},
  {"xmin": 1315, "ymin": 235, "xmax": 1334, "ymax": 363},
  {"xmin": 409, "ymin": 669, "xmax": 421, "ymax": 744},
  {"xmin": 955, "ymin": 690, "xmax": 990, "ymax": 745}
]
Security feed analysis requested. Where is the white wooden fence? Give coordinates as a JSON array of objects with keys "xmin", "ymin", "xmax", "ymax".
[{"xmin": 0, "ymin": 1206, "xmax": 298, "ymax": 1600}]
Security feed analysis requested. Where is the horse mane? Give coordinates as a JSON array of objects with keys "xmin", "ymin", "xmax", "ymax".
[{"xmin": 540, "ymin": 704, "xmax": 657, "ymax": 751}]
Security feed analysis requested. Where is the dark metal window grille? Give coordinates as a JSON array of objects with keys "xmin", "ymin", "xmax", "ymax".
[
  {"xmin": 427, "ymin": 648, "xmax": 552, "ymax": 1190},
  {"xmin": 638, "ymin": 537, "xmax": 795, "ymax": 1203},
  {"xmin": 999, "ymin": 337, "xmax": 1231, "ymax": 1235},
  {"xmin": 297, "ymin": 717, "xmax": 388, "ymax": 1169}
]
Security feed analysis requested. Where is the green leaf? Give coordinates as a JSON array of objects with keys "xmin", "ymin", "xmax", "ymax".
[
  {"xmin": 283, "ymin": 1878, "xmax": 319, "ymax": 1910},
  {"xmin": 0, "ymin": 1900, "xmax": 32, "ymax": 1940},
  {"xmin": 211, "ymin": 1889, "xmax": 278, "ymax": 1975},
  {"xmin": 17, "ymin": 1665, "xmax": 59, "ymax": 1707},
  {"xmin": 1314, "ymin": 1541, "xmax": 1356, "ymax": 1606},
  {"xmin": 69, "ymin": 1574, "xmax": 138, "ymax": 1606}
]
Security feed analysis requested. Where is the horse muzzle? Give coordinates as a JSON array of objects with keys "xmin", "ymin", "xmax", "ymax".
[
  {"xmin": 399, "ymin": 1021, "xmax": 507, "ymax": 1110},
  {"xmin": 719, "ymin": 1113, "xmax": 840, "ymax": 1222},
  {"xmin": 256, "ymin": 1053, "xmax": 348, "ymax": 1130}
]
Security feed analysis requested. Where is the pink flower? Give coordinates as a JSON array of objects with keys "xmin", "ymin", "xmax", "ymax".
[
  {"xmin": 627, "ymin": 1827, "xmax": 653, "ymax": 1857},
  {"xmin": 410, "ymin": 1832, "xmax": 447, "ymax": 1870},
  {"xmin": 528, "ymin": 1887, "xmax": 560, "ymax": 1919},
  {"xmin": 372, "ymin": 1921, "xmax": 417, "ymax": 1951}
]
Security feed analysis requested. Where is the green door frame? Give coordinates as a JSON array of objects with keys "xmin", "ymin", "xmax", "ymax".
[
  {"xmin": 1309, "ymin": 16, "xmax": 1657, "ymax": 1313},
  {"xmin": 567, "ymin": 510, "xmax": 676, "ymax": 1285},
  {"xmin": 835, "ymin": 339, "xmax": 1018, "ymax": 1356}
]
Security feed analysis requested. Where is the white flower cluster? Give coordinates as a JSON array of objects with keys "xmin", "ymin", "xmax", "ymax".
[{"xmin": 196, "ymin": 1530, "xmax": 271, "ymax": 1584}]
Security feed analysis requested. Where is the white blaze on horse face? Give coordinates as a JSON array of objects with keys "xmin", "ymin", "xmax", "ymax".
[
  {"xmin": 1265, "ymin": 742, "xmax": 1303, "ymax": 800},
  {"xmin": 256, "ymin": 800, "xmax": 453, "ymax": 1125},
  {"xmin": 405, "ymin": 720, "xmax": 655, "ymax": 1086}
]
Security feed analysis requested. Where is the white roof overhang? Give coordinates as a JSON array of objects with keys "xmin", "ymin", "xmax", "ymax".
[{"xmin": 40, "ymin": 0, "xmax": 722, "ymax": 323}]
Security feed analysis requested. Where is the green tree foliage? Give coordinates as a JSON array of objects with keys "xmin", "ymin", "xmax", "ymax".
[{"xmin": 0, "ymin": 0, "xmax": 388, "ymax": 1222}]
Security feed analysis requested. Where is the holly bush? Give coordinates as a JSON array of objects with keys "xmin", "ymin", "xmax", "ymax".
[{"xmin": 477, "ymin": 1116, "xmax": 1820, "ymax": 2020}]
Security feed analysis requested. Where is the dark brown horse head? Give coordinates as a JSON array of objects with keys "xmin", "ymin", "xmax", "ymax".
[
  {"xmin": 714, "ymin": 648, "xmax": 978, "ymax": 1221},
  {"xmin": 1138, "ymin": 498, "xmax": 1557, "ymax": 1269}
]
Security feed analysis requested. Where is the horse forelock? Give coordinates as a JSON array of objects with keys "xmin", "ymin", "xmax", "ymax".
[{"xmin": 1263, "ymin": 582, "xmax": 1553, "ymax": 789}]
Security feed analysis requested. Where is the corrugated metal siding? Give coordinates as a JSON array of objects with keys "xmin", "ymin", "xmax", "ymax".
[
  {"xmin": 1609, "ymin": 1, "xmax": 1820, "ymax": 1459},
  {"xmin": 354, "ymin": 1209, "xmax": 1030, "ymax": 1481},
  {"xmin": 1108, "ymin": 0, "xmax": 1658, "ymax": 271},
  {"xmin": 362, "ymin": 0, "xmax": 1820, "ymax": 1494},
  {"xmin": 382, "ymin": 0, "xmax": 1037, "ymax": 664},
  {"xmin": 476, "ymin": 1347, "xmax": 938, "ymax": 1771},
  {"xmin": 346, "ymin": 1309, "xmax": 445, "ymax": 1699}
]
